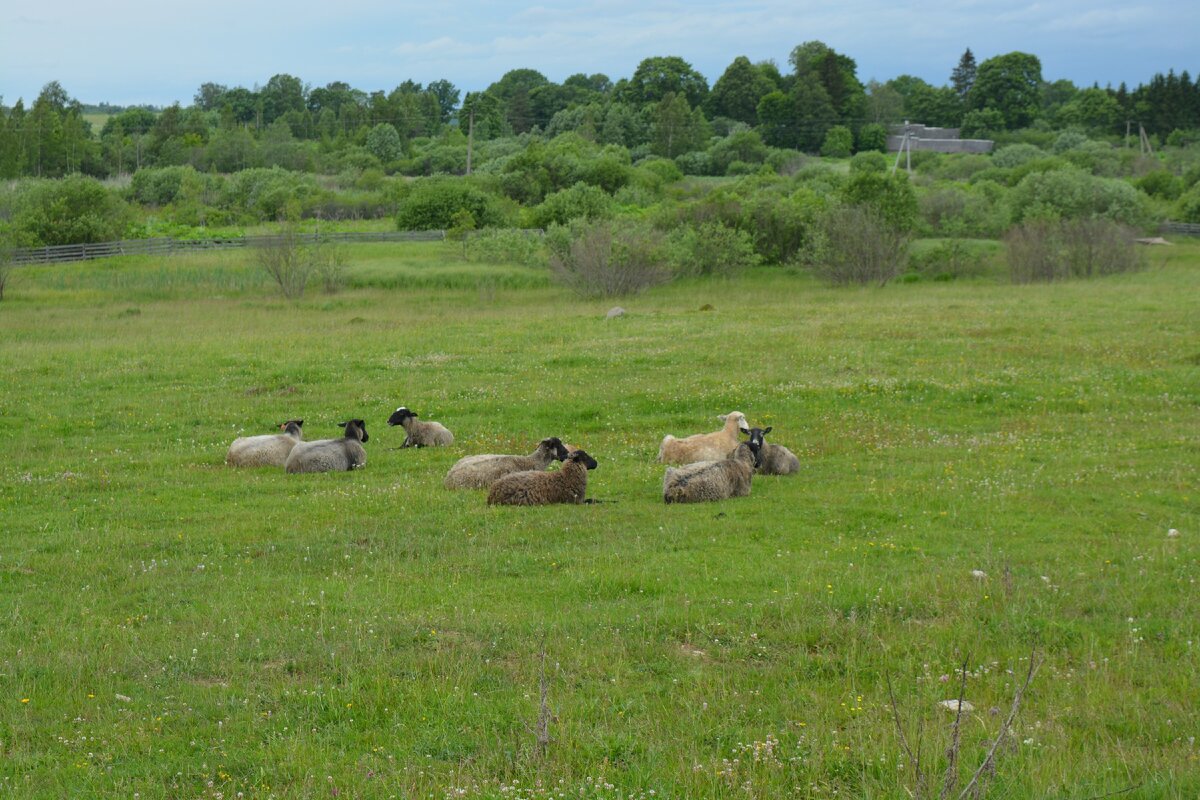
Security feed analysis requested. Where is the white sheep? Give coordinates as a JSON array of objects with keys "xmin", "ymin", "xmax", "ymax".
[
  {"xmin": 284, "ymin": 420, "xmax": 369, "ymax": 473},
  {"xmin": 745, "ymin": 427, "xmax": 800, "ymax": 475},
  {"xmin": 487, "ymin": 450, "xmax": 598, "ymax": 506},
  {"xmin": 444, "ymin": 437, "xmax": 570, "ymax": 489},
  {"xmin": 226, "ymin": 419, "xmax": 304, "ymax": 467},
  {"xmin": 658, "ymin": 411, "xmax": 752, "ymax": 464},
  {"xmin": 387, "ymin": 406, "xmax": 454, "ymax": 447},
  {"xmin": 663, "ymin": 441, "xmax": 761, "ymax": 504}
]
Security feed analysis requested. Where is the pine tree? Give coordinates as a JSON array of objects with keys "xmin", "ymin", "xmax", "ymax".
[{"xmin": 951, "ymin": 48, "xmax": 977, "ymax": 100}]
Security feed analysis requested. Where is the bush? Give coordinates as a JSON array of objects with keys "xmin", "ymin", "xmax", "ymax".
[
  {"xmin": 907, "ymin": 239, "xmax": 989, "ymax": 280},
  {"xmin": 1135, "ymin": 170, "xmax": 1183, "ymax": 201},
  {"xmin": 366, "ymin": 123, "xmax": 404, "ymax": 164},
  {"xmin": 527, "ymin": 182, "xmax": 615, "ymax": 228},
  {"xmin": 918, "ymin": 185, "xmax": 1010, "ymax": 238},
  {"xmin": 10, "ymin": 176, "xmax": 135, "ymax": 246},
  {"xmin": 1052, "ymin": 131, "xmax": 1089, "ymax": 153},
  {"xmin": 849, "ymin": 151, "xmax": 888, "ymax": 174},
  {"xmin": 1005, "ymin": 219, "xmax": 1145, "ymax": 283},
  {"xmin": 395, "ymin": 178, "xmax": 506, "ymax": 230},
  {"xmin": 638, "ymin": 157, "xmax": 683, "ymax": 183},
  {"xmin": 856, "ymin": 123, "xmax": 889, "ymax": 154},
  {"xmin": 737, "ymin": 187, "xmax": 826, "ymax": 264},
  {"xmin": 992, "ymin": 144, "xmax": 1044, "ymax": 169},
  {"xmin": 838, "ymin": 171, "xmax": 919, "ymax": 232},
  {"xmin": 820, "ymin": 126, "xmax": 854, "ymax": 158},
  {"xmin": 255, "ymin": 226, "xmax": 314, "ymax": 299},
  {"xmin": 804, "ymin": 205, "xmax": 910, "ymax": 286},
  {"xmin": 1009, "ymin": 169, "xmax": 1150, "ymax": 226},
  {"xmin": 666, "ymin": 222, "xmax": 761, "ymax": 278},
  {"xmin": 463, "ymin": 228, "xmax": 546, "ymax": 267},
  {"xmin": 1176, "ymin": 184, "xmax": 1200, "ymax": 223},
  {"xmin": 546, "ymin": 219, "xmax": 670, "ymax": 297}
]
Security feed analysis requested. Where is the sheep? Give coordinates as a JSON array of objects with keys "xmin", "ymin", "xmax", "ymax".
[
  {"xmin": 444, "ymin": 437, "xmax": 570, "ymax": 489},
  {"xmin": 226, "ymin": 419, "xmax": 304, "ymax": 467},
  {"xmin": 387, "ymin": 406, "xmax": 454, "ymax": 447},
  {"xmin": 662, "ymin": 440, "xmax": 761, "ymax": 504},
  {"xmin": 745, "ymin": 427, "xmax": 800, "ymax": 475},
  {"xmin": 284, "ymin": 419, "xmax": 369, "ymax": 473},
  {"xmin": 657, "ymin": 411, "xmax": 752, "ymax": 464},
  {"xmin": 487, "ymin": 449, "xmax": 598, "ymax": 506}
]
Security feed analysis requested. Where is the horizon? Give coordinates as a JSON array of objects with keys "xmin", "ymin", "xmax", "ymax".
[{"xmin": 2, "ymin": 1, "xmax": 1196, "ymax": 109}]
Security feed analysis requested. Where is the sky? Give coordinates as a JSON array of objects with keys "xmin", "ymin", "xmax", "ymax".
[{"xmin": 2, "ymin": 0, "xmax": 1196, "ymax": 107}]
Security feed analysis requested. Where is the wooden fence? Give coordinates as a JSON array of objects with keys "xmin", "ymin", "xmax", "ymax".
[
  {"xmin": 9, "ymin": 230, "xmax": 447, "ymax": 266},
  {"xmin": 1159, "ymin": 221, "xmax": 1200, "ymax": 237}
]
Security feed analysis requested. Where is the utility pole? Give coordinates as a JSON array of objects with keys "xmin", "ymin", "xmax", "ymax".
[
  {"xmin": 1138, "ymin": 123, "xmax": 1153, "ymax": 157},
  {"xmin": 465, "ymin": 106, "xmax": 475, "ymax": 176}
]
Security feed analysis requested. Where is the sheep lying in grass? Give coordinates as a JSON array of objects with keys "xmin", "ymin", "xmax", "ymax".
[
  {"xmin": 746, "ymin": 427, "xmax": 800, "ymax": 475},
  {"xmin": 658, "ymin": 411, "xmax": 752, "ymax": 464},
  {"xmin": 226, "ymin": 419, "xmax": 304, "ymax": 467},
  {"xmin": 444, "ymin": 437, "xmax": 570, "ymax": 489},
  {"xmin": 487, "ymin": 450, "xmax": 598, "ymax": 506},
  {"xmin": 284, "ymin": 420, "xmax": 369, "ymax": 473},
  {"xmin": 387, "ymin": 406, "xmax": 454, "ymax": 447},
  {"xmin": 662, "ymin": 440, "xmax": 761, "ymax": 504}
]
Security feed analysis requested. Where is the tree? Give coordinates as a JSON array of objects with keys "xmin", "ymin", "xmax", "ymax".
[
  {"xmin": 1058, "ymin": 88, "xmax": 1122, "ymax": 133},
  {"xmin": 426, "ymin": 79, "xmax": 460, "ymax": 123},
  {"xmin": 789, "ymin": 41, "xmax": 865, "ymax": 124},
  {"xmin": 821, "ymin": 125, "xmax": 853, "ymax": 158},
  {"xmin": 757, "ymin": 91, "xmax": 799, "ymax": 149},
  {"xmin": 950, "ymin": 49, "xmax": 977, "ymax": 100},
  {"xmin": 194, "ymin": 83, "xmax": 229, "ymax": 111},
  {"xmin": 865, "ymin": 80, "xmax": 903, "ymax": 124},
  {"xmin": 260, "ymin": 74, "xmax": 306, "ymax": 125},
  {"xmin": 651, "ymin": 93, "xmax": 710, "ymax": 158},
  {"xmin": 487, "ymin": 69, "xmax": 551, "ymax": 133},
  {"xmin": 624, "ymin": 56, "xmax": 709, "ymax": 108},
  {"xmin": 709, "ymin": 56, "xmax": 776, "ymax": 125},
  {"xmin": 366, "ymin": 122, "xmax": 403, "ymax": 163},
  {"xmin": 970, "ymin": 52, "xmax": 1043, "ymax": 129}
]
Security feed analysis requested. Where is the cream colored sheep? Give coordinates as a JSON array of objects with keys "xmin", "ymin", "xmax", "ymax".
[
  {"xmin": 444, "ymin": 437, "xmax": 569, "ymax": 489},
  {"xmin": 226, "ymin": 419, "xmax": 304, "ymax": 467},
  {"xmin": 657, "ymin": 411, "xmax": 752, "ymax": 464}
]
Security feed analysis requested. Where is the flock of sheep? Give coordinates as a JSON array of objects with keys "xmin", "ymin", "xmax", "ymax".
[{"xmin": 226, "ymin": 407, "xmax": 797, "ymax": 505}]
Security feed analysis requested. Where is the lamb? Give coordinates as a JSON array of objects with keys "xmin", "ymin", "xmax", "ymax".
[
  {"xmin": 284, "ymin": 419, "xmax": 369, "ymax": 473},
  {"xmin": 387, "ymin": 406, "xmax": 454, "ymax": 447},
  {"xmin": 662, "ymin": 440, "xmax": 761, "ymax": 504},
  {"xmin": 746, "ymin": 427, "xmax": 800, "ymax": 475},
  {"xmin": 444, "ymin": 437, "xmax": 570, "ymax": 489},
  {"xmin": 487, "ymin": 449, "xmax": 598, "ymax": 506},
  {"xmin": 657, "ymin": 411, "xmax": 752, "ymax": 464},
  {"xmin": 226, "ymin": 419, "xmax": 304, "ymax": 467}
]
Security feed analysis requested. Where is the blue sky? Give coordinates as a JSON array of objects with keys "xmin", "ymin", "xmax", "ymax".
[{"xmin": 2, "ymin": 0, "xmax": 1195, "ymax": 107}]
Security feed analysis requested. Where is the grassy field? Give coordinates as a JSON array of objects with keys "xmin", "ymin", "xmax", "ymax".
[{"xmin": 0, "ymin": 241, "xmax": 1197, "ymax": 799}]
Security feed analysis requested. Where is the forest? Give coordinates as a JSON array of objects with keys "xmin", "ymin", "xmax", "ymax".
[{"xmin": 1, "ymin": 43, "xmax": 1199, "ymax": 256}]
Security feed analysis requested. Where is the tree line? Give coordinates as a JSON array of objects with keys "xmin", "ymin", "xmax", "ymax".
[{"xmin": 1, "ymin": 43, "xmax": 1198, "ymax": 181}]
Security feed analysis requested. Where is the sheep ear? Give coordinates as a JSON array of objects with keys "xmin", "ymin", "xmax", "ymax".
[
  {"xmin": 763, "ymin": 426, "xmax": 772, "ymax": 435},
  {"xmin": 338, "ymin": 421, "xmax": 348, "ymax": 427},
  {"xmin": 718, "ymin": 414, "xmax": 728, "ymax": 421}
]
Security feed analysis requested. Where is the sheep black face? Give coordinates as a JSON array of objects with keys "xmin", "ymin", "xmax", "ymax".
[
  {"xmin": 568, "ymin": 450, "xmax": 599, "ymax": 470},
  {"xmin": 544, "ymin": 437, "xmax": 570, "ymax": 461},
  {"xmin": 387, "ymin": 407, "xmax": 416, "ymax": 426},
  {"xmin": 742, "ymin": 431, "xmax": 765, "ymax": 469},
  {"xmin": 280, "ymin": 419, "xmax": 304, "ymax": 432},
  {"xmin": 340, "ymin": 420, "xmax": 369, "ymax": 442}
]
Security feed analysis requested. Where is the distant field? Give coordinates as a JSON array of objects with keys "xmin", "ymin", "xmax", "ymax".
[
  {"xmin": 82, "ymin": 112, "xmax": 111, "ymax": 131},
  {"xmin": 0, "ymin": 242, "xmax": 1197, "ymax": 798}
]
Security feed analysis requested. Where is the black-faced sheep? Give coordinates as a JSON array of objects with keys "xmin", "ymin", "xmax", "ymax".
[
  {"xmin": 746, "ymin": 427, "xmax": 800, "ymax": 475},
  {"xmin": 444, "ymin": 437, "xmax": 570, "ymax": 489},
  {"xmin": 284, "ymin": 420, "xmax": 369, "ymax": 473},
  {"xmin": 657, "ymin": 411, "xmax": 752, "ymax": 464},
  {"xmin": 387, "ymin": 406, "xmax": 454, "ymax": 447},
  {"xmin": 662, "ymin": 440, "xmax": 761, "ymax": 504},
  {"xmin": 487, "ymin": 449, "xmax": 598, "ymax": 506},
  {"xmin": 226, "ymin": 419, "xmax": 304, "ymax": 467}
]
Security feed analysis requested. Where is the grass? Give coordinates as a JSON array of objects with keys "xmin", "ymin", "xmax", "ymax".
[{"xmin": 0, "ymin": 239, "xmax": 1197, "ymax": 799}]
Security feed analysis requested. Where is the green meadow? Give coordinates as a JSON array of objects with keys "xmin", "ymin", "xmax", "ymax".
[{"xmin": 0, "ymin": 242, "xmax": 1197, "ymax": 798}]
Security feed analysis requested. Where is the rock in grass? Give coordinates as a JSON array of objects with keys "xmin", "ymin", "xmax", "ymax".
[
  {"xmin": 606, "ymin": 306, "xmax": 626, "ymax": 319},
  {"xmin": 971, "ymin": 570, "xmax": 988, "ymax": 580},
  {"xmin": 939, "ymin": 699, "xmax": 974, "ymax": 713},
  {"xmin": 1167, "ymin": 528, "xmax": 1181, "ymax": 538}
]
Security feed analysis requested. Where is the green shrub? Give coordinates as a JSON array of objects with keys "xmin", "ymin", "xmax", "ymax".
[
  {"xmin": 1051, "ymin": 131, "xmax": 1089, "ymax": 153},
  {"xmin": 820, "ymin": 126, "xmax": 854, "ymax": 158},
  {"xmin": 10, "ymin": 176, "xmax": 136, "ymax": 246},
  {"xmin": 838, "ymin": 171, "xmax": 919, "ymax": 232},
  {"xmin": 666, "ymin": 222, "xmax": 760, "ymax": 278},
  {"xmin": 1176, "ymin": 184, "xmax": 1200, "ymax": 223},
  {"xmin": 527, "ymin": 182, "xmax": 615, "ymax": 228},
  {"xmin": 849, "ymin": 151, "xmax": 888, "ymax": 174},
  {"xmin": 1136, "ymin": 170, "xmax": 1183, "ymax": 201},
  {"xmin": 395, "ymin": 178, "xmax": 506, "ymax": 230},
  {"xmin": 856, "ymin": 123, "xmax": 888, "ymax": 153},
  {"xmin": 638, "ymin": 158, "xmax": 683, "ymax": 183},
  {"xmin": 992, "ymin": 144, "xmax": 1044, "ymax": 169},
  {"xmin": 907, "ymin": 239, "xmax": 989, "ymax": 280},
  {"xmin": 463, "ymin": 228, "xmax": 546, "ymax": 267},
  {"xmin": 1009, "ymin": 168, "xmax": 1150, "ymax": 226}
]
